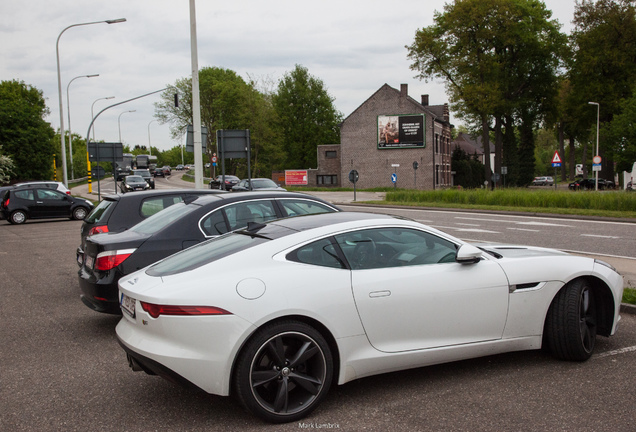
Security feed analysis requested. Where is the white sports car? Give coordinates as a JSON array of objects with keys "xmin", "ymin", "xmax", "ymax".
[{"xmin": 116, "ymin": 212, "xmax": 623, "ymax": 423}]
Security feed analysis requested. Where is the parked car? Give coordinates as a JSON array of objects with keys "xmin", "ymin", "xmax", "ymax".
[
  {"xmin": 568, "ymin": 177, "xmax": 614, "ymax": 190},
  {"xmin": 78, "ymin": 188, "xmax": 227, "ymax": 262},
  {"xmin": 1, "ymin": 185, "xmax": 93, "ymax": 224},
  {"xmin": 131, "ymin": 169, "xmax": 155, "ymax": 189},
  {"xmin": 209, "ymin": 175, "xmax": 240, "ymax": 190},
  {"xmin": 78, "ymin": 192, "xmax": 339, "ymax": 314},
  {"xmin": 116, "ymin": 212, "xmax": 623, "ymax": 423},
  {"xmin": 232, "ymin": 178, "xmax": 286, "ymax": 192},
  {"xmin": 120, "ymin": 175, "xmax": 150, "ymax": 193},
  {"xmin": 12, "ymin": 181, "xmax": 71, "ymax": 195},
  {"xmin": 531, "ymin": 176, "xmax": 553, "ymax": 186}
]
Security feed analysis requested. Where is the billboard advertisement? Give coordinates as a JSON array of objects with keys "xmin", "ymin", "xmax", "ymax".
[
  {"xmin": 378, "ymin": 114, "xmax": 425, "ymax": 149},
  {"xmin": 285, "ymin": 170, "xmax": 308, "ymax": 185}
]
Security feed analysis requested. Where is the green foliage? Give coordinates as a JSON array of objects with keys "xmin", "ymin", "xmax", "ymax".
[
  {"xmin": 272, "ymin": 65, "xmax": 343, "ymax": 169},
  {"xmin": 451, "ymin": 146, "xmax": 486, "ymax": 188},
  {"xmin": 607, "ymin": 92, "xmax": 636, "ymax": 174},
  {"xmin": 386, "ymin": 188, "xmax": 636, "ymax": 216},
  {"xmin": 0, "ymin": 80, "xmax": 56, "ymax": 181},
  {"xmin": 0, "ymin": 145, "xmax": 15, "ymax": 184}
]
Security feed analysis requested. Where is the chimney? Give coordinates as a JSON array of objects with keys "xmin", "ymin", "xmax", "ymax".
[
  {"xmin": 400, "ymin": 84, "xmax": 408, "ymax": 99},
  {"xmin": 421, "ymin": 94, "xmax": 429, "ymax": 106}
]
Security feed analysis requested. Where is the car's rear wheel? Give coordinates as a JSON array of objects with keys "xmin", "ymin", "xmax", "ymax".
[
  {"xmin": 545, "ymin": 278, "xmax": 596, "ymax": 361},
  {"xmin": 233, "ymin": 321, "xmax": 333, "ymax": 423},
  {"xmin": 72, "ymin": 206, "xmax": 88, "ymax": 220},
  {"xmin": 9, "ymin": 210, "xmax": 27, "ymax": 224}
]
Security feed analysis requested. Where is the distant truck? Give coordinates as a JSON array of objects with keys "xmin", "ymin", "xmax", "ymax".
[
  {"xmin": 135, "ymin": 154, "xmax": 157, "ymax": 173},
  {"xmin": 623, "ymin": 162, "xmax": 636, "ymax": 190}
]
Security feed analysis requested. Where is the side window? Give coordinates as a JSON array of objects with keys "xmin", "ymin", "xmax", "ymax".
[
  {"xmin": 200, "ymin": 210, "xmax": 228, "ymax": 237},
  {"xmin": 279, "ymin": 199, "xmax": 334, "ymax": 217},
  {"xmin": 140, "ymin": 195, "xmax": 184, "ymax": 217},
  {"xmin": 15, "ymin": 190, "xmax": 34, "ymax": 200},
  {"xmin": 334, "ymin": 228, "xmax": 458, "ymax": 270},
  {"xmin": 37, "ymin": 189, "xmax": 64, "ymax": 200},
  {"xmin": 225, "ymin": 201, "xmax": 277, "ymax": 231},
  {"xmin": 287, "ymin": 238, "xmax": 345, "ymax": 269}
]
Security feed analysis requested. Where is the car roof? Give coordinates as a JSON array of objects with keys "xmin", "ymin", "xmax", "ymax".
[
  {"xmin": 100, "ymin": 188, "xmax": 226, "ymax": 202},
  {"xmin": 189, "ymin": 191, "xmax": 334, "ymax": 206}
]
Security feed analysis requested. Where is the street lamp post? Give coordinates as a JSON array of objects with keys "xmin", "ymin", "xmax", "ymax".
[
  {"xmin": 66, "ymin": 74, "xmax": 99, "ymax": 180},
  {"xmin": 91, "ymin": 96, "xmax": 115, "ymax": 140},
  {"xmin": 589, "ymin": 102, "xmax": 600, "ymax": 191},
  {"xmin": 118, "ymin": 110, "xmax": 136, "ymax": 143},
  {"xmin": 56, "ymin": 18, "xmax": 126, "ymax": 188}
]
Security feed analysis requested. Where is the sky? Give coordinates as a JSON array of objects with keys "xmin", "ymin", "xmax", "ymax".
[{"xmin": 1, "ymin": 0, "xmax": 577, "ymax": 153}]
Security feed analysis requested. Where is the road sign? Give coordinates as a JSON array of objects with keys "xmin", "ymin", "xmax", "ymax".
[
  {"xmin": 593, "ymin": 164, "xmax": 601, "ymax": 171},
  {"xmin": 391, "ymin": 173, "xmax": 397, "ymax": 183},
  {"xmin": 348, "ymin": 170, "xmax": 359, "ymax": 184},
  {"xmin": 593, "ymin": 155, "xmax": 602, "ymax": 164},
  {"xmin": 551, "ymin": 151, "xmax": 562, "ymax": 167}
]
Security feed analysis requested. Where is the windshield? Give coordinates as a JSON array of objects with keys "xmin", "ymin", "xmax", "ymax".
[
  {"xmin": 147, "ymin": 232, "xmax": 268, "ymax": 276},
  {"xmin": 126, "ymin": 176, "xmax": 144, "ymax": 182},
  {"xmin": 129, "ymin": 202, "xmax": 196, "ymax": 235}
]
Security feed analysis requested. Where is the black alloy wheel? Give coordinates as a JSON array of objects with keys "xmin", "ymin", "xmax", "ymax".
[
  {"xmin": 234, "ymin": 321, "xmax": 333, "ymax": 423},
  {"xmin": 545, "ymin": 278, "xmax": 597, "ymax": 361}
]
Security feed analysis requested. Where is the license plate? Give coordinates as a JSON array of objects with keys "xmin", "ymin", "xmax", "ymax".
[
  {"xmin": 85, "ymin": 255, "xmax": 94, "ymax": 269},
  {"xmin": 121, "ymin": 293, "xmax": 136, "ymax": 318}
]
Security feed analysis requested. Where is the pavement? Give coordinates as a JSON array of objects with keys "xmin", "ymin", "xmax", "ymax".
[{"xmin": 71, "ymin": 177, "xmax": 635, "ymax": 312}]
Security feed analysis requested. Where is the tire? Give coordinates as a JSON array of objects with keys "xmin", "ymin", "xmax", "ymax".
[
  {"xmin": 72, "ymin": 206, "xmax": 88, "ymax": 221},
  {"xmin": 9, "ymin": 210, "xmax": 27, "ymax": 224},
  {"xmin": 233, "ymin": 321, "xmax": 333, "ymax": 423},
  {"xmin": 545, "ymin": 279, "xmax": 596, "ymax": 361}
]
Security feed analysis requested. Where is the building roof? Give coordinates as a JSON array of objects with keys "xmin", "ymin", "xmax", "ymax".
[{"xmin": 452, "ymin": 132, "xmax": 494, "ymax": 156}]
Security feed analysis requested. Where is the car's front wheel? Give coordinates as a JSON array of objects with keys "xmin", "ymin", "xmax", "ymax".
[
  {"xmin": 545, "ymin": 278, "xmax": 597, "ymax": 361},
  {"xmin": 233, "ymin": 321, "xmax": 333, "ymax": 423},
  {"xmin": 72, "ymin": 206, "xmax": 89, "ymax": 220},
  {"xmin": 9, "ymin": 210, "xmax": 27, "ymax": 224}
]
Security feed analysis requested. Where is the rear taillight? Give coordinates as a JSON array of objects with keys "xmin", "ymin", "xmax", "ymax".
[
  {"xmin": 140, "ymin": 302, "xmax": 232, "ymax": 319},
  {"xmin": 66, "ymin": 191, "xmax": 71, "ymax": 195},
  {"xmin": 95, "ymin": 249, "xmax": 135, "ymax": 271},
  {"xmin": 88, "ymin": 225, "xmax": 109, "ymax": 236},
  {"xmin": 1, "ymin": 198, "xmax": 8, "ymax": 208}
]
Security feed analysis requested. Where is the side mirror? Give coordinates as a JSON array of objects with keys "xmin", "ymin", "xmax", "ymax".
[{"xmin": 455, "ymin": 244, "xmax": 483, "ymax": 264}]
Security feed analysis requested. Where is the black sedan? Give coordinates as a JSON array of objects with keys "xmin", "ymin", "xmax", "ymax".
[
  {"xmin": 120, "ymin": 175, "xmax": 150, "ymax": 193},
  {"xmin": 78, "ymin": 191, "xmax": 340, "ymax": 314},
  {"xmin": 568, "ymin": 178, "xmax": 615, "ymax": 190},
  {"xmin": 78, "ymin": 188, "xmax": 226, "ymax": 255},
  {"xmin": 209, "ymin": 175, "xmax": 240, "ymax": 190},
  {"xmin": 1, "ymin": 185, "xmax": 93, "ymax": 224}
]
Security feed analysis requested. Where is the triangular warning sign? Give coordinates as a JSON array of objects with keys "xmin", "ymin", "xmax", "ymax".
[{"xmin": 551, "ymin": 151, "xmax": 562, "ymax": 164}]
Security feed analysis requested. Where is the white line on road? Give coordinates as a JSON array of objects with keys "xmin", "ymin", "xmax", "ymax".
[
  {"xmin": 581, "ymin": 234, "xmax": 621, "ymax": 239},
  {"xmin": 507, "ymin": 228, "xmax": 541, "ymax": 232},
  {"xmin": 595, "ymin": 345, "xmax": 636, "ymax": 358}
]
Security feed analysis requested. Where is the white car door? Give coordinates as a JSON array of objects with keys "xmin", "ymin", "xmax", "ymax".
[{"xmin": 335, "ymin": 228, "xmax": 510, "ymax": 353}]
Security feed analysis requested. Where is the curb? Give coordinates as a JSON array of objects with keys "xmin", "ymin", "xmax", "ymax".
[{"xmin": 620, "ymin": 303, "xmax": 636, "ymax": 315}]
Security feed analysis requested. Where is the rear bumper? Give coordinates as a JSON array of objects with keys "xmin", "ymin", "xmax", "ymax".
[{"xmin": 78, "ymin": 268, "xmax": 122, "ymax": 314}]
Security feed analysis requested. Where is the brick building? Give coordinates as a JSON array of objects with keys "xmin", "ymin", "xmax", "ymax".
[
  {"xmin": 276, "ymin": 83, "xmax": 452, "ymax": 190},
  {"xmin": 340, "ymin": 83, "xmax": 452, "ymax": 190}
]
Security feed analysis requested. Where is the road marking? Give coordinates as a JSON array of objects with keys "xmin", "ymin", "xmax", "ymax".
[
  {"xmin": 507, "ymin": 228, "xmax": 541, "ymax": 232},
  {"xmin": 581, "ymin": 234, "xmax": 621, "ymax": 239},
  {"xmin": 515, "ymin": 221, "xmax": 572, "ymax": 227},
  {"xmin": 595, "ymin": 345, "xmax": 636, "ymax": 358},
  {"xmin": 430, "ymin": 225, "xmax": 501, "ymax": 234}
]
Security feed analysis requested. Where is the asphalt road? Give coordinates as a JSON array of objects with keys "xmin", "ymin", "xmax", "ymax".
[{"xmin": 1, "ymin": 189, "xmax": 636, "ymax": 431}]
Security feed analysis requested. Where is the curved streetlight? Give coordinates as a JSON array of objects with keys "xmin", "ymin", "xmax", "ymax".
[
  {"xmin": 589, "ymin": 102, "xmax": 600, "ymax": 191},
  {"xmin": 56, "ymin": 17, "xmax": 126, "ymax": 187},
  {"xmin": 118, "ymin": 110, "xmax": 136, "ymax": 144},
  {"xmin": 91, "ymin": 96, "xmax": 115, "ymax": 140},
  {"xmin": 66, "ymin": 74, "xmax": 99, "ymax": 180},
  {"xmin": 147, "ymin": 119, "xmax": 158, "ymax": 156}
]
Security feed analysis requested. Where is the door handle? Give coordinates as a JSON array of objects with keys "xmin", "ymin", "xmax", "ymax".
[{"xmin": 369, "ymin": 290, "xmax": 391, "ymax": 298}]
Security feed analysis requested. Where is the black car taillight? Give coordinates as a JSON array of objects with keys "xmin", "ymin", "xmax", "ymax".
[
  {"xmin": 95, "ymin": 249, "xmax": 136, "ymax": 271},
  {"xmin": 88, "ymin": 225, "xmax": 109, "ymax": 236},
  {"xmin": 1, "ymin": 198, "xmax": 8, "ymax": 208}
]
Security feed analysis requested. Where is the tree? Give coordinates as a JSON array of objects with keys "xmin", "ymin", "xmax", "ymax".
[
  {"xmin": 0, "ymin": 145, "xmax": 15, "ymax": 184},
  {"xmin": 567, "ymin": 0, "xmax": 636, "ymax": 180},
  {"xmin": 407, "ymin": 0, "xmax": 566, "ymax": 186},
  {"xmin": 0, "ymin": 80, "xmax": 56, "ymax": 181},
  {"xmin": 272, "ymin": 65, "xmax": 343, "ymax": 169},
  {"xmin": 607, "ymin": 92, "xmax": 636, "ymax": 174},
  {"xmin": 451, "ymin": 145, "xmax": 486, "ymax": 188},
  {"xmin": 155, "ymin": 67, "xmax": 281, "ymax": 177}
]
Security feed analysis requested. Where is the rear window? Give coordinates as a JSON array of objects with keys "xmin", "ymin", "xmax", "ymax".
[
  {"xmin": 130, "ymin": 202, "xmax": 195, "ymax": 235},
  {"xmin": 85, "ymin": 199, "xmax": 116, "ymax": 224},
  {"xmin": 140, "ymin": 195, "xmax": 184, "ymax": 218},
  {"xmin": 146, "ymin": 232, "xmax": 268, "ymax": 276}
]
